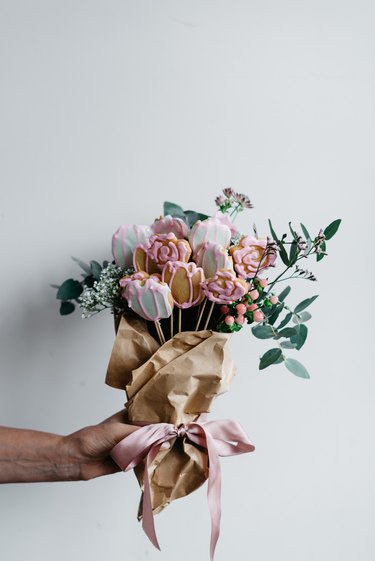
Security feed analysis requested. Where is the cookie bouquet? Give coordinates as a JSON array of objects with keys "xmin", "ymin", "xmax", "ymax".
[{"xmin": 55, "ymin": 189, "xmax": 340, "ymax": 559}]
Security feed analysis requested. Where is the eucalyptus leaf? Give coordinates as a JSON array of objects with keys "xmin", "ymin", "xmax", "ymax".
[
  {"xmin": 292, "ymin": 311, "xmax": 312, "ymax": 323},
  {"xmin": 285, "ymin": 358, "xmax": 310, "ymax": 379},
  {"xmin": 300, "ymin": 223, "xmax": 311, "ymax": 241},
  {"xmin": 251, "ymin": 324, "xmax": 274, "ymax": 339},
  {"xmin": 324, "ymin": 219, "xmax": 341, "ymax": 241},
  {"xmin": 294, "ymin": 295, "xmax": 318, "ymax": 314},
  {"xmin": 184, "ymin": 210, "xmax": 209, "ymax": 227},
  {"xmin": 163, "ymin": 201, "xmax": 186, "ymax": 219},
  {"xmin": 267, "ymin": 302, "xmax": 285, "ymax": 325},
  {"xmin": 290, "ymin": 324, "xmax": 308, "ymax": 350},
  {"xmin": 275, "ymin": 327, "xmax": 297, "ymax": 339},
  {"xmin": 90, "ymin": 260, "xmax": 102, "ymax": 280},
  {"xmin": 60, "ymin": 301, "xmax": 76, "ymax": 315},
  {"xmin": 280, "ymin": 340, "xmax": 297, "ymax": 349},
  {"xmin": 259, "ymin": 348, "xmax": 283, "ymax": 370},
  {"xmin": 278, "ymin": 285, "xmax": 291, "ymax": 302},
  {"xmin": 276, "ymin": 312, "xmax": 293, "ymax": 330},
  {"xmin": 71, "ymin": 257, "xmax": 91, "ymax": 275},
  {"xmin": 56, "ymin": 279, "xmax": 83, "ymax": 301}
]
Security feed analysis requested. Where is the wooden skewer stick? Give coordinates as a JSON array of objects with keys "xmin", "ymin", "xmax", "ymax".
[
  {"xmin": 195, "ymin": 298, "xmax": 207, "ymax": 331},
  {"xmin": 154, "ymin": 321, "xmax": 165, "ymax": 345},
  {"xmin": 203, "ymin": 301, "xmax": 216, "ymax": 331},
  {"xmin": 170, "ymin": 311, "xmax": 174, "ymax": 340},
  {"xmin": 178, "ymin": 308, "xmax": 182, "ymax": 333}
]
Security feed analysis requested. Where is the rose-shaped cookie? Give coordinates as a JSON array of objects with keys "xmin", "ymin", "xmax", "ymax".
[
  {"xmin": 201, "ymin": 269, "xmax": 248, "ymax": 304},
  {"xmin": 145, "ymin": 233, "xmax": 192, "ymax": 271},
  {"xmin": 112, "ymin": 224, "xmax": 151, "ymax": 268},
  {"xmin": 162, "ymin": 261, "xmax": 204, "ymax": 309},
  {"xmin": 229, "ymin": 236, "xmax": 277, "ymax": 278}
]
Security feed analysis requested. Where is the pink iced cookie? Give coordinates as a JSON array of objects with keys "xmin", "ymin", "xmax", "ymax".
[
  {"xmin": 133, "ymin": 244, "xmax": 160, "ymax": 275},
  {"xmin": 201, "ymin": 269, "xmax": 248, "ymax": 304},
  {"xmin": 188, "ymin": 216, "xmax": 232, "ymax": 252},
  {"xmin": 193, "ymin": 242, "xmax": 233, "ymax": 279},
  {"xmin": 162, "ymin": 261, "xmax": 204, "ymax": 309},
  {"xmin": 229, "ymin": 236, "xmax": 277, "ymax": 278},
  {"xmin": 151, "ymin": 215, "xmax": 190, "ymax": 239},
  {"xmin": 146, "ymin": 233, "xmax": 191, "ymax": 270},
  {"xmin": 124, "ymin": 276, "xmax": 174, "ymax": 321},
  {"xmin": 112, "ymin": 224, "xmax": 151, "ymax": 268}
]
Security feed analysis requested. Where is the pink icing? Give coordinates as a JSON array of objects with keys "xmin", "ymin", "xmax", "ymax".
[
  {"xmin": 162, "ymin": 261, "xmax": 204, "ymax": 309},
  {"xmin": 147, "ymin": 233, "xmax": 191, "ymax": 269},
  {"xmin": 151, "ymin": 215, "xmax": 190, "ymax": 238},
  {"xmin": 124, "ymin": 277, "xmax": 173, "ymax": 321},
  {"xmin": 213, "ymin": 211, "xmax": 238, "ymax": 237},
  {"xmin": 231, "ymin": 236, "xmax": 277, "ymax": 278},
  {"xmin": 193, "ymin": 242, "xmax": 233, "ymax": 278},
  {"xmin": 188, "ymin": 217, "xmax": 232, "ymax": 252},
  {"xmin": 112, "ymin": 224, "xmax": 151, "ymax": 268},
  {"xmin": 201, "ymin": 269, "xmax": 248, "ymax": 304}
]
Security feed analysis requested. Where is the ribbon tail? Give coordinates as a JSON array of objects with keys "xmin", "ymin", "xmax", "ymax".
[
  {"xmin": 205, "ymin": 431, "xmax": 222, "ymax": 561},
  {"xmin": 141, "ymin": 445, "xmax": 161, "ymax": 551}
]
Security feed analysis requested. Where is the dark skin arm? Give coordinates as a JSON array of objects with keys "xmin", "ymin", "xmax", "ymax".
[{"xmin": 0, "ymin": 410, "xmax": 137, "ymax": 483}]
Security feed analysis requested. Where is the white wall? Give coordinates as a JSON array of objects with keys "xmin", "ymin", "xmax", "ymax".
[{"xmin": 1, "ymin": 1, "xmax": 374, "ymax": 560}]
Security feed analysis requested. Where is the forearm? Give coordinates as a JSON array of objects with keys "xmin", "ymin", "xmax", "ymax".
[{"xmin": 0, "ymin": 426, "xmax": 79, "ymax": 483}]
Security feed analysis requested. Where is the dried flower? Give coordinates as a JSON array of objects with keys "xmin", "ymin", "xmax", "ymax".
[{"xmin": 233, "ymin": 192, "xmax": 253, "ymax": 209}]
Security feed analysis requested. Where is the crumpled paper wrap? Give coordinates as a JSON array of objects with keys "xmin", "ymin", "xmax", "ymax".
[{"xmin": 106, "ymin": 314, "xmax": 236, "ymax": 516}]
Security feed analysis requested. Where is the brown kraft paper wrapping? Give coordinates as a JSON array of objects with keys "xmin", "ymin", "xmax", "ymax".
[{"xmin": 106, "ymin": 314, "xmax": 236, "ymax": 516}]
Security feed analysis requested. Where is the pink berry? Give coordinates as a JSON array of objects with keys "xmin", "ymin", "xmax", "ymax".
[
  {"xmin": 224, "ymin": 315, "xmax": 235, "ymax": 326},
  {"xmin": 258, "ymin": 278, "xmax": 268, "ymax": 288},
  {"xmin": 235, "ymin": 314, "xmax": 245, "ymax": 325},
  {"xmin": 249, "ymin": 289, "xmax": 259, "ymax": 301},
  {"xmin": 247, "ymin": 303, "xmax": 258, "ymax": 311},
  {"xmin": 253, "ymin": 310, "xmax": 264, "ymax": 322},
  {"xmin": 236, "ymin": 303, "xmax": 247, "ymax": 315},
  {"xmin": 220, "ymin": 305, "xmax": 230, "ymax": 314},
  {"xmin": 270, "ymin": 295, "xmax": 278, "ymax": 305}
]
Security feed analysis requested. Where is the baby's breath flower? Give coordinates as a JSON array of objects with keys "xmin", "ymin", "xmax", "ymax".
[{"xmin": 79, "ymin": 263, "xmax": 132, "ymax": 317}]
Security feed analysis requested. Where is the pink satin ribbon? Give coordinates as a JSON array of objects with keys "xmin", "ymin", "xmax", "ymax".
[{"xmin": 111, "ymin": 418, "xmax": 255, "ymax": 561}]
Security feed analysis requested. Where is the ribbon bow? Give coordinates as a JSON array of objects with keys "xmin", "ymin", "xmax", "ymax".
[{"xmin": 111, "ymin": 418, "xmax": 255, "ymax": 561}]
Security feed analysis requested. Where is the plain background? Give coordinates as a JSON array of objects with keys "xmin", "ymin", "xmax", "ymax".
[{"xmin": 0, "ymin": 1, "xmax": 374, "ymax": 560}]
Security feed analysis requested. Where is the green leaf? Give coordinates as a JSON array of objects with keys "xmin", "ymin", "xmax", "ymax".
[
  {"xmin": 278, "ymin": 285, "xmax": 291, "ymax": 302},
  {"xmin": 267, "ymin": 302, "xmax": 285, "ymax": 325},
  {"xmin": 90, "ymin": 260, "xmax": 102, "ymax": 280},
  {"xmin": 71, "ymin": 257, "xmax": 91, "ymax": 275},
  {"xmin": 163, "ymin": 201, "xmax": 186, "ymax": 219},
  {"xmin": 83, "ymin": 275, "xmax": 95, "ymax": 288},
  {"xmin": 324, "ymin": 219, "xmax": 341, "ymax": 241},
  {"xmin": 284, "ymin": 358, "xmax": 310, "ymax": 379},
  {"xmin": 289, "ymin": 241, "xmax": 298, "ymax": 265},
  {"xmin": 252, "ymin": 324, "xmax": 274, "ymax": 339},
  {"xmin": 316, "ymin": 240, "xmax": 326, "ymax": 262},
  {"xmin": 184, "ymin": 210, "xmax": 209, "ymax": 227},
  {"xmin": 59, "ymin": 301, "xmax": 76, "ymax": 315},
  {"xmin": 259, "ymin": 348, "xmax": 283, "ymax": 370},
  {"xmin": 300, "ymin": 223, "xmax": 311, "ymax": 241},
  {"xmin": 280, "ymin": 340, "xmax": 297, "ymax": 349},
  {"xmin": 294, "ymin": 295, "xmax": 318, "ymax": 314},
  {"xmin": 268, "ymin": 219, "xmax": 289, "ymax": 266},
  {"xmin": 56, "ymin": 279, "xmax": 83, "ymax": 300},
  {"xmin": 275, "ymin": 327, "xmax": 297, "ymax": 339},
  {"xmin": 276, "ymin": 312, "xmax": 293, "ymax": 330},
  {"xmin": 290, "ymin": 324, "xmax": 308, "ymax": 350},
  {"xmin": 292, "ymin": 311, "xmax": 312, "ymax": 323}
]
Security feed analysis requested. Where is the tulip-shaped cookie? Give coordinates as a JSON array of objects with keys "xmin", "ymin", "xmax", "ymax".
[
  {"xmin": 162, "ymin": 261, "xmax": 204, "ymax": 309},
  {"xmin": 112, "ymin": 224, "xmax": 151, "ymax": 268},
  {"xmin": 193, "ymin": 242, "xmax": 233, "ymax": 279}
]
